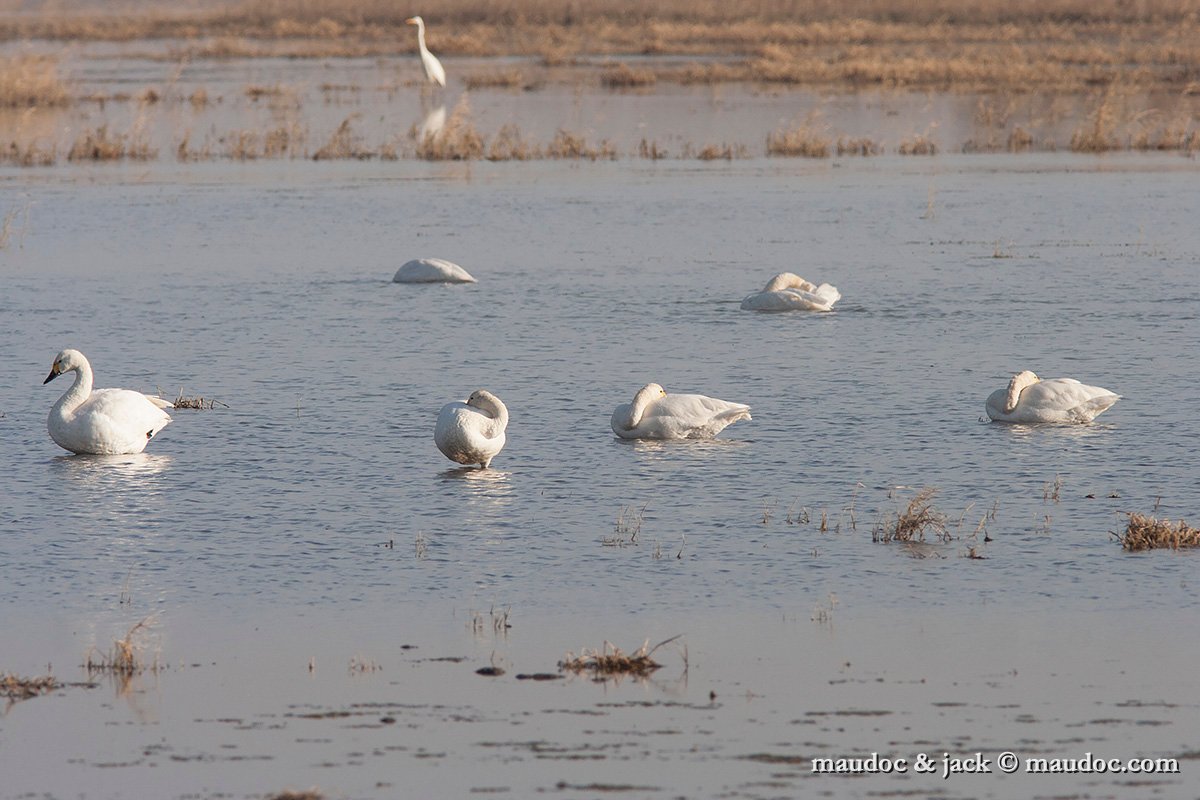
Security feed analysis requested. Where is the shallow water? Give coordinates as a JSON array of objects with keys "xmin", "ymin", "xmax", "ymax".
[{"xmin": 2, "ymin": 152, "xmax": 1199, "ymax": 798}]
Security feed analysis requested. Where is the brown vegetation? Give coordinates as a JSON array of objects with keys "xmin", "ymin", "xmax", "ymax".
[
  {"xmin": 559, "ymin": 635, "xmax": 680, "ymax": 678},
  {"xmin": 67, "ymin": 124, "xmax": 157, "ymax": 162},
  {"xmin": 1117, "ymin": 513, "xmax": 1200, "ymax": 551},
  {"xmin": 0, "ymin": 56, "xmax": 70, "ymax": 108},
  {"xmin": 2, "ymin": 2, "xmax": 1198, "ymax": 93},
  {"xmin": 1, "ymin": 673, "xmax": 60, "ymax": 702},
  {"xmin": 601, "ymin": 63, "xmax": 657, "ymax": 89},
  {"xmin": 767, "ymin": 125, "xmax": 831, "ymax": 157},
  {"xmin": 873, "ymin": 488, "xmax": 951, "ymax": 543}
]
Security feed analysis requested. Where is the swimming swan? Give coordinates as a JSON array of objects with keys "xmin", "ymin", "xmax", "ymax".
[
  {"xmin": 611, "ymin": 383, "xmax": 751, "ymax": 440},
  {"xmin": 43, "ymin": 349, "xmax": 172, "ymax": 455},
  {"xmin": 405, "ymin": 16, "xmax": 446, "ymax": 87},
  {"xmin": 740, "ymin": 273, "xmax": 841, "ymax": 312},
  {"xmin": 393, "ymin": 258, "xmax": 476, "ymax": 284},
  {"xmin": 435, "ymin": 389, "xmax": 508, "ymax": 468},
  {"xmin": 985, "ymin": 370, "xmax": 1120, "ymax": 423}
]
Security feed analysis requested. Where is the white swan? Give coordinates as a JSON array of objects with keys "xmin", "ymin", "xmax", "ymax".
[
  {"xmin": 435, "ymin": 389, "xmax": 508, "ymax": 468},
  {"xmin": 740, "ymin": 273, "xmax": 841, "ymax": 312},
  {"xmin": 393, "ymin": 258, "xmax": 476, "ymax": 284},
  {"xmin": 611, "ymin": 383, "xmax": 751, "ymax": 440},
  {"xmin": 986, "ymin": 370, "xmax": 1120, "ymax": 423},
  {"xmin": 43, "ymin": 349, "xmax": 172, "ymax": 455},
  {"xmin": 405, "ymin": 16, "xmax": 446, "ymax": 87}
]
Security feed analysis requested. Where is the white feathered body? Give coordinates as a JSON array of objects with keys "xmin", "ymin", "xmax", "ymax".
[
  {"xmin": 393, "ymin": 258, "xmax": 476, "ymax": 284},
  {"xmin": 45, "ymin": 350, "xmax": 171, "ymax": 455},
  {"xmin": 986, "ymin": 377, "xmax": 1119, "ymax": 424},
  {"xmin": 611, "ymin": 384, "xmax": 751, "ymax": 440},
  {"xmin": 741, "ymin": 273, "xmax": 840, "ymax": 312},
  {"xmin": 435, "ymin": 391, "xmax": 508, "ymax": 468}
]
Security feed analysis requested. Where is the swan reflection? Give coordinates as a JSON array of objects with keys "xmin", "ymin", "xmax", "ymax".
[{"xmin": 439, "ymin": 466, "xmax": 514, "ymax": 508}]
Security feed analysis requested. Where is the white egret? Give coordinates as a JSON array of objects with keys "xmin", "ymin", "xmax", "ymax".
[{"xmin": 405, "ymin": 16, "xmax": 446, "ymax": 87}]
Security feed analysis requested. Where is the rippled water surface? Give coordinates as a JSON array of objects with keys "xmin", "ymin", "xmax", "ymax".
[{"xmin": 2, "ymin": 153, "xmax": 1199, "ymax": 798}]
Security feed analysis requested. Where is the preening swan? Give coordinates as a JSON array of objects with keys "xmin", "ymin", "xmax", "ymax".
[
  {"xmin": 405, "ymin": 16, "xmax": 446, "ymax": 87},
  {"xmin": 741, "ymin": 273, "xmax": 841, "ymax": 312},
  {"xmin": 435, "ymin": 389, "xmax": 508, "ymax": 468},
  {"xmin": 393, "ymin": 258, "xmax": 476, "ymax": 284},
  {"xmin": 43, "ymin": 349, "xmax": 172, "ymax": 455},
  {"xmin": 986, "ymin": 370, "xmax": 1120, "ymax": 423},
  {"xmin": 611, "ymin": 383, "xmax": 751, "ymax": 440}
]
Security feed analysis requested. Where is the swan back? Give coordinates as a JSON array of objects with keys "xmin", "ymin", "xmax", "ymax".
[
  {"xmin": 44, "ymin": 349, "xmax": 171, "ymax": 455},
  {"xmin": 741, "ymin": 274, "xmax": 840, "ymax": 312},
  {"xmin": 393, "ymin": 258, "xmax": 476, "ymax": 284},
  {"xmin": 611, "ymin": 383, "xmax": 750, "ymax": 440},
  {"xmin": 435, "ymin": 389, "xmax": 508, "ymax": 468},
  {"xmin": 986, "ymin": 373, "xmax": 1120, "ymax": 423}
]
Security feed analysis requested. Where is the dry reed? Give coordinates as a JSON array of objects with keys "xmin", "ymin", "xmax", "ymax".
[
  {"xmin": 67, "ymin": 124, "xmax": 157, "ymax": 162},
  {"xmin": 600, "ymin": 63, "xmax": 657, "ymax": 89},
  {"xmin": 1116, "ymin": 513, "xmax": 1200, "ymax": 551},
  {"xmin": 415, "ymin": 98, "xmax": 484, "ymax": 160},
  {"xmin": 312, "ymin": 115, "xmax": 373, "ymax": 160},
  {"xmin": 0, "ymin": 55, "xmax": 70, "ymax": 108},
  {"xmin": 559, "ymin": 635, "xmax": 680, "ymax": 678},
  {"xmin": 84, "ymin": 617, "xmax": 157, "ymax": 675},
  {"xmin": 543, "ymin": 128, "xmax": 617, "ymax": 160},
  {"xmin": 766, "ymin": 125, "xmax": 831, "ymax": 157},
  {"xmin": 1, "ymin": 673, "xmax": 60, "ymax": 702},
  {"xmin": 873, "ymin": 487, "xmax": 951, "ymax": 543}
]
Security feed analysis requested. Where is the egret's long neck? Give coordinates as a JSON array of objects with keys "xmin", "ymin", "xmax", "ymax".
[
  {"xmin": 53, "ymin": 364, "xmax": 93, "ymax": 419},
  {"xmin": 416, "ymin": 21, "xmax": 429, "ymax": 55}
]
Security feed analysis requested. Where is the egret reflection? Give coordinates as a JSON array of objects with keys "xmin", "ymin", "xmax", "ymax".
[{"xmin": 419, "ymin": 104, "xmax": 446, "ymax": 139}]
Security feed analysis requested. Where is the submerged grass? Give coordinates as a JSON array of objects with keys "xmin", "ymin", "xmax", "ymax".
[
  {"xmin": 1, "ymin": 673, "xmax": 61, "ymax": 702},
  {"xmin": 1117, "ymin": 513, "xmax": 1200, "ymax": 551},
  {"xmin": 559, "ymin": 635, "xmax": 680, "ymax": 678},
  {"xmin": 84, "ymin": 617, "xmax": 157, "ymax": 676},
  {"xmin": 0, "ymin": 55, "xmax": 70, "ymax": 108}
]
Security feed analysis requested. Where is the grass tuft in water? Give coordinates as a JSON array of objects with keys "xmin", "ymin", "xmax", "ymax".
[
  {"xmin": 559, "ymin": 635, "xmax": 680, "ymax": 678},
  {"xmin": 873, "ymin": 487, "xmax": 950, "ymax": 543},
  {"xmin": 1116, "ymin": 513, "xmax": 1200, "ymax": 551}
]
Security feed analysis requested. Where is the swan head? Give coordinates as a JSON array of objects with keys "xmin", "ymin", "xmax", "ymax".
[
  {"xmin": 1004, "ymin": 370, "xmax": 1040, "ymax": 412},
  {"xmin": 44, "ymin": 349, "xmax": 85, "ymax": 384},
  {"xmin": 634, "ymin": 383, "xmax": 668, "ymax": 403},
  {"xmin": 466, "ymin": 389, "xmax": 507, "ymax": 419}
]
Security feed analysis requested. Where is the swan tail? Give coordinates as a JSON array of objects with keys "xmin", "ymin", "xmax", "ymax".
[{"xmin": 1068, "ymin": 394, "xmax": 1120, "ymax": 422}]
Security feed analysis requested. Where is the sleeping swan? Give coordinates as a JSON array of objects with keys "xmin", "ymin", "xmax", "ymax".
[
  {"xmin": 435, "ymin": 389, "xmax": 508, "ymax": 468},
  {"xmin": 985, "ymin": 370, "xmax": 1120, "ymax": 423},
  {"xmin": 740, "ymin": 273, "xmax": 841, "ymax": 312},
  {"xmin": 43, "ymin": 349, "xmax": 172, "ymax": 455},
  {"xmin": 393, "ymin": 258, "xmax": 476, "ymax": 284},
  {"xmin": 611, "ymin": 383, "xmax": 751, "ymax": 440}
]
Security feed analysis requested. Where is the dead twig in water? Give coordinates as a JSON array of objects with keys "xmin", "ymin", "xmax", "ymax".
[
  {"xmin": 1115, "ymin": 512, "xmax": 1200, "ymax": 551},
  {"xmin": 559, "ymin": 634, "xmax": 681, "ymax": 678}
]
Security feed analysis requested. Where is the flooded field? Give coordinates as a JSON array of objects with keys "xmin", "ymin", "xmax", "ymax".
[{"xmin": 2, "ymin": 37, "xmax": 1200, "ymax": 800}]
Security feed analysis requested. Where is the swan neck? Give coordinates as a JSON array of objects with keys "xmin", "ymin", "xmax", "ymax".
[
  {"xmin": 54, "ymin": 363, "xmax": 92, "ymax": 418},
  {"xmin": 626, "ymin": 392, "xmax": 651, "ymax": 429}
]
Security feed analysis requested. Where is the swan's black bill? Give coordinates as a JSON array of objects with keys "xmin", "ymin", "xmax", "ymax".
[{"xmin": 43, "ymin": 368, "xmax": 59, "ymax": 384}]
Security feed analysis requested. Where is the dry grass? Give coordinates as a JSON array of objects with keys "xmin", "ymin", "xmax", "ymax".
[
  {"xmin": 559, "ymin": 635, "xmax": 680, "ymax": 678},
  {"xmin": 1116, "ymin": 513, "xmax": 1200, "ymax": 551},
  {"xmin": 898, "ymin": 134, "xmax": 939, "ymax": 155},
  {"xmin": 415, "ymin": 98, "xmax": 484, "ymax": 160},
  {"xmin": 766, "ymin": 125, "xmax": 831, "ymax": 157},
  {"xmin": 600, "ymin": 62, "xmax": 657, "ymax": 89},
  {"xmin": 2, "ymin": 138, "xmax": 56, "ymax": 166},
  {"xmin": 312, "ymin": 115, "xmax": 374, "ymax": 160},
  {"xmin": 1, "ymin": 673, "xmax": 60, "ymax": 702},
  {"xmin": 4, "ymin": 2, "xmax": 1198, "ymax": 93},
  {"xmin": 463, "ymin": 68, "xmax": 526, "ymax": 90},
  {"xmin": 0, "ymin": 55, "xmax": 70, "ymax": 108},
  {"xmin": 267, "ymin": 791, "xmax": 324, "ymax": 800},
  {"xmin": 84, "ymin": 617, "xmax": 157, "ymax": 676},
  {"xmin": 486, "ymin": 123, "xmax": 535, "ymax": 160},
  {"xmin": 544, "ymin": 128, "xmax": 617, "ymax": 160},
  {"xmin": 836, "ymin": 136, "xmax": 882, "ymax": 156},
  {"xmin": 873, "ymin": 487, "xmax": 951, "ymax": 543},
  {"xmin": 67, "ymin": 124, "xmax": 157, "ymax": 162}
]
